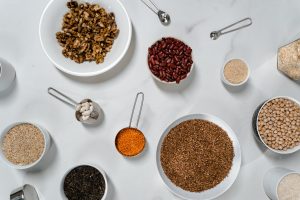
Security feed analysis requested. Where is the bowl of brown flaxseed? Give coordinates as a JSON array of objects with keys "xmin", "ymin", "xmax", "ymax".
[{"xmin": 156, "ymin": 114, "xmax": 241, "ymax": 200}]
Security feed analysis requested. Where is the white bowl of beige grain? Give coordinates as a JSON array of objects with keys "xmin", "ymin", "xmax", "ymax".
[
  {"xmin": 221, "ymin": 59, "xmax": 250, "ymax": 86},
  {"xmin": 0, "ymin": 122, "xmax": 51, "ymax": 170},
  {"xmin": 263, "ymin": 167, "xmax": 300, "ymax": 200}
]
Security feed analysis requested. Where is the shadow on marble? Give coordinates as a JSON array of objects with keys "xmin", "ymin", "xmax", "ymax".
[
  {"xmin": 56, "ymin": 26, "xmax": 137, "ymax": 84},
  {"xmin": 265, "ymin": 150, "xmax": 300, "ymax": 161},
  {"xmin": 222, "ymin": 78, "xmax": 251, "ymax": 94},
  {"xmin": 251, "ymin": 101, "xmax": 268, "ymax": 154},
  {"xmin": 153, "ymin": 64, "xmax": 197, "ymax": 93},
  {"xmin": 24, "ymin": 137, "xmax": 58, "ymax": 173},
  {"xmin": 106, "ymin": 175, "xmax": 116, "ymax": 200},
  {"xmin": 0, "ymin": 75, "xmax": 17, "ymax": 99}
]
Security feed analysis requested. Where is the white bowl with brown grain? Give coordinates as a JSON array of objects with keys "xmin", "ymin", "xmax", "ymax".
[
  {"xmin": 256, "ymin": 96, "xmax": 300, "ymax": 154},
  {"xmin": 0, "ymin": 122, "xmax": 51, "ymax": 170},
  {"xmin": 156, "ymin": 114, "xmax": 241, "ymax": 200},
  {"xmin": 39, "ymin": 0, "xmax": 132, "ymax": 77}
]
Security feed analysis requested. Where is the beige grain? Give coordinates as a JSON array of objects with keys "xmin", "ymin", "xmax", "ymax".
[{"xmin": 2, "ymin": 123, "xmax": 45, "ymax": 165}]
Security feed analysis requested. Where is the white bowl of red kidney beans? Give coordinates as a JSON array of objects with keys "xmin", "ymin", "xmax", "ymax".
[{"xmin": 147, "ymin": 37, "xmax": 194, "ymax": 84}]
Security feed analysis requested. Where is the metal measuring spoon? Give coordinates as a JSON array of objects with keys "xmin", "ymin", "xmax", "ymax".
[
  {"xmin": 10, "ymin": 184, "xmax": 39, "ymax": 200},
  {"xmin": 48, "ymin": 87, "xmax": 102, "ymax": 125},
  {"xmin": 141, "ymin": 0, "xmax": 170, "ymax": 25},
  {"xmin": 210, "ymin": 17, "xmax": 252, "ymax": 40},
  {"xmin": 115, "ymin": 92, "xmax": 145, "ymax": 157}
]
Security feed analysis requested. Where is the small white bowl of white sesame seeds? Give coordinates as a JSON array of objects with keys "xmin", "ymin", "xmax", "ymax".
[
  {"xmin": 256, "ymin": 96, "xmax": 300, "ymax": 154},
  {"xmin": 221, "ymin": 59, "xmax": 250, "ymax": 87},
  {"xmin": 0, "ymin": 122, "xmax": 51, "ymax": 170}
]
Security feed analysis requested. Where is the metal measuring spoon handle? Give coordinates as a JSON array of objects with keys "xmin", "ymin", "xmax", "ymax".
[
  {"xmin": 129, "ymin": 92, "xmax": 144, "ymax": 128},
  {"xmin": 210, "ymin": 17, "xmax": 252, "ymax": 40},
  {"xmin": 48, "ymin": 87, "xmax": 79, "ymax": 107}
]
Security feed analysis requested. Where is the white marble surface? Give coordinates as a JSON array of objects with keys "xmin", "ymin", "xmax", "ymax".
[{"xmin": 0, "ymin": 0, "xmax": 300, "ymax": 199}]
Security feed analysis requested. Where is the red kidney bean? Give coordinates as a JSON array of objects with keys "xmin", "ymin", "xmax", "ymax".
[{"xmin": 148, "ymin": 37, "xmax": 193, "ymax": 84}]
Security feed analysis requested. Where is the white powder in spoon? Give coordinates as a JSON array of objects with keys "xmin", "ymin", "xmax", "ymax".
[{"xmin": 277, "ymin": 173, "xmax": 300, "ymax": 200}]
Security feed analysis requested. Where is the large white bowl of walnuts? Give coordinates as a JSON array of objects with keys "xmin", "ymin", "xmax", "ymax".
[{"xmin": 39, "ymin": 0, "xmax": 132, "ymax": 77}]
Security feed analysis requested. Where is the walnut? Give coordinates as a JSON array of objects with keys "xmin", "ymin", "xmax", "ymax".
[{"xmin": 56, "ymin": 1, "xmax": 119, "ymax": 64}]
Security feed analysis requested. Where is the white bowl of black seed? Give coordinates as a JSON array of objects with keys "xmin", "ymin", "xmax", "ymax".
[
  {"xmin": 156, "ymin": 114, "xmax": 241, "ymax": 200},
  {"xmin": 0, "ymin": 122, "xmax": 51, "ymax": 170},
  {"xmin": 147, "ymin": 37, "xmax": 194, "ymax": 84},
  {"xmin": 61, "ymin": 165, "xmax": 108, "ymax": 200}
]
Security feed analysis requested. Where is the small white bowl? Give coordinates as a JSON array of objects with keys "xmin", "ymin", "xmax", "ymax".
[
  {"xmin": 39, "ymin": 0, "xmax": 132, "ymax": 77},
  {"xmin": 256, "ymin": 96, "xmax": 300, "ymax": 154},
  {"xmin": 147, "ymin": 37, "xmax": 194, "ymax": 85},
  {"xmin": 0, "ymin": 122, "xmax": 51, "ymax": 170},
  {"xmin": 61, "ymin": 164, "xmax": 108, "ymax": 200},
  {"xmin": 221, "ymin": 59, "xmax": 250, "ymax": 87},
  {"xmin": 263, "ymin": 167, "xmax": 299, "ymax": 200}
]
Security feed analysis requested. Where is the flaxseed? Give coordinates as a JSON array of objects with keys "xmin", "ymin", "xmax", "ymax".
[{"xmin": 160, "ymin": 119, "xmax": 234, "ymax": 192}]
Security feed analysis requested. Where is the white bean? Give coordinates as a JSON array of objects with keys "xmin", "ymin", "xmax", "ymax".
[
  {"xmin": 80, "ymin": 106, "xmax": 86, "ymax": 113},
  {"xmin": 89, "ymin": 106, "xmax": 94, "ymax": 111},
  {"xmin": 82, "ymin": 110, "xmax": 92, "ymax": 116},
  {"xmin": 82, "ymin": 115, "xmax": 90, "ymax": 121},
  {"xmin": 83, "ymin": 102, "xmax": 90, "ymax": 107}
]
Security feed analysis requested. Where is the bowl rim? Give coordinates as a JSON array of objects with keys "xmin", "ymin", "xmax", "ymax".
[
  {"xmin": 256, "ymin": 96, "xmax": 300, "ymax": 154},
  {"xmin": 147, "ymin": 37, "xmax": 194, "ymax": 85},
  {"xmin": 60, "ymin": 164, "xmax": 108, "ymax": 200},
  {"xmin": 0, "ymin": 122, "xmax": 50, "ymax": 170},
  {"xmin": 221, "ymin": 58, "xmax": 250, "ymax": 87},
  {"xmin": 156, "ymin": 113, "xmax": 241, "ymax": 200},
  {"xmin": 39, "ymin": 0, "xmax": 132, "ymax": 77}
]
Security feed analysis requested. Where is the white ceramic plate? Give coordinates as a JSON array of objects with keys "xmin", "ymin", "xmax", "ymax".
[
  {"xmin": 156, "ymin": 114, "xmax": 241, "ymax": 200},
  {"xmin": 39, "ymin": 0, "xmax": 132, "ymax": 77},
  {"xmin": 256, "ymin": 96, "xmax": 300, "ymax": 154}
]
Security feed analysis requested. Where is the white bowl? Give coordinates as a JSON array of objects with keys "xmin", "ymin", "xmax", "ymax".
[
  {"xmin": 147, "ymin": 37, "xmax": 194, "ymax": 85},
  {"xmin": 156, "ymin": 114, "xmax": 241, "ymax": 200},
  {"xmin": 221, "ymin": 59, "xmax": 250, "ymax": 87},
  {"xmin": 256, "ymin": 96, "xmax": 300, "ymax": 154},
  {"xmin": 61, "ymin": 164, "xmax": 108, "ymax": 200},
  {"xmin": 39, "ymin": 0, "xmax": 132, "ymax": 77},
  {"xmin": 0, "ymin": 122, "xmax": 51, "ymax": 170},
  {"xmin": 263, "ymin": 167, "xmax": 299, "ymax": 200}
]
